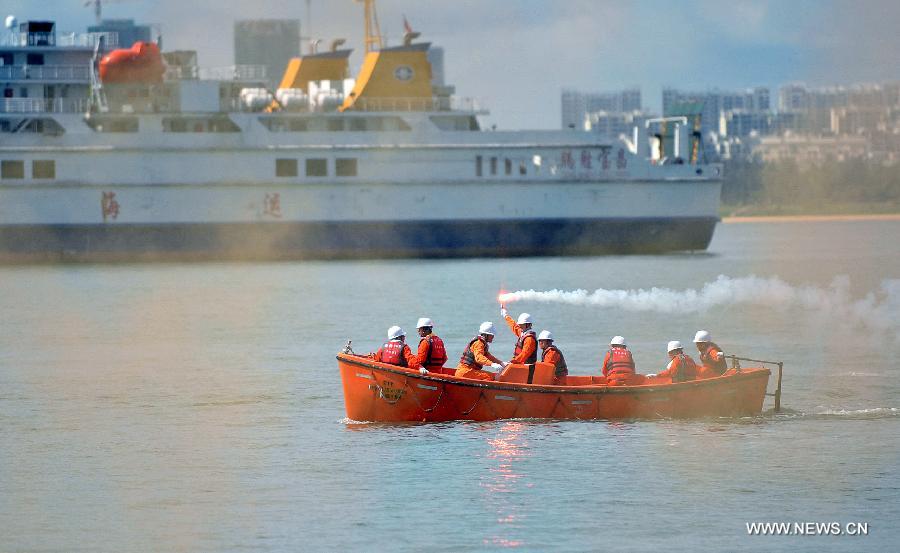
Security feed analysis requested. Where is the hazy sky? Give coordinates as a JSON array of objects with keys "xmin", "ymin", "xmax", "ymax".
[{"xmin": 6, "ymin": 0, "xmax": 900, "ymax": 129}]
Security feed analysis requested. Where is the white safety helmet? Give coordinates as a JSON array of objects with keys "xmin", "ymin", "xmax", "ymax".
[
  {"xmin": 538, "ymin": 330, "xmax": 553, "ymax": 341},
  {"xmin": 667, "ymin": 340, "xmax": 683, "ymax": 353},
  {"xmin": 416, "ymin": 317, "xmax": 434, "ymax": 329},
  {"xmin": 387, "ymin": 325, "xmax": 406, "ymax": 340},
  {"xmin": 610, "ymin": 335, "xmax": 626, "ymax": 347},
  {"xmin": 479, "ymin": 321, "xmax": 496, "ymax": 336},
  {"xmin": 693, "ymin": 330, "xmax": 711, "ymax": 343},
  {"xmin": 517, "ymin": 313, "xmax": 533, "ymax": 325}
]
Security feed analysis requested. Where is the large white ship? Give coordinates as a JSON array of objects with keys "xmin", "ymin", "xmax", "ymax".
[{"xmin": 0, "ymin": 7, "xmax": 722, "ymax": 262}]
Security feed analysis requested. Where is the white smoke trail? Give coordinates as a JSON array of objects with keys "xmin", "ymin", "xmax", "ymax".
[{"xmin": 499, "ymin": 275, "xmax": 900, "ymax": 334}]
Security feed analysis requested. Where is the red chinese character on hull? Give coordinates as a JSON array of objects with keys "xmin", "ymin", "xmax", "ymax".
[
  {"xmin": 616, "ymin": 148, "xmax": 628, "ymax": 169},
  {"xmin": 580, "ymin": 149, "xmax": 592, "ymax": 170},
  {"xmin": 264, "ymin": 193, "xmax": 282, "ymax": 218},
  {"xmin": 101, "ymin": 192, "xmax": 120, "ymax": 222}
]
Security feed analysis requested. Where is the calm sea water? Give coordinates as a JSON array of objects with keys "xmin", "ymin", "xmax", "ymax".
[{"xmin": 2, "ymin": 220, "xmax": 899, "ymax": 552}]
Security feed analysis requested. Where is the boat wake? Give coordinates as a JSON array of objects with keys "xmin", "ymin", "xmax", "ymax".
[
  {"xmin": 768, "ymin": 406, "xmax": 900, "ymax": 421},
  {"xmin": 499, "ymin": 275, "xmax": 900, "ymax": 336}
]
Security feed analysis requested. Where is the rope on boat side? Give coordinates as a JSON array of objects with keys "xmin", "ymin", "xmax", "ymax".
[{"xmin": 406, "ymin": 376, "xmax": 446, "ymax": 414}]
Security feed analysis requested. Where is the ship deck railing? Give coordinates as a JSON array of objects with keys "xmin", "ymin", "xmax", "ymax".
[
  {"xmin": 344, "ymin": 96, "xmax": 484, "ymax": 113},
  {"xmin": 0, "ymin": 32, "xmax": 117, "ymax": 49},
  {"xmin": 0, "ymin": 65, "xmax": 91, "ymax": 82},
  {"xmin": 196, "ymin": 65, "xmax": 269, "ymax": 82},
  {"xmin": 0, "ymin": 98, "xmax": 90, "ymax": 114}
]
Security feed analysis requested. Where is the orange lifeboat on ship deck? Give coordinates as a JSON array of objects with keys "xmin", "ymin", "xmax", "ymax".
[
  {"xmin": 337, "ymin": 352, "xmax": 777, "ymax": 422},
  {"xmin": 99, "ymin": 41, "xmax": 165, "ymax": 84}
]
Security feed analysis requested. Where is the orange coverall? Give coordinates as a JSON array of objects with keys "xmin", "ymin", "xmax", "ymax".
[
  {"xmin": 504, "ymin": 314, "xmax": 537, "ymax": 364},
  {"xmin": 375, "ymin": 342, "xmax": 422, "ymax": 370},
  {"xmin": 657, "ymin": 353, "xmax": 698, "ymax": 382},
  {"xmin": 416, "ymin": 335, "xmax": 448, "ymax": 369},
  {"xmin": 455, "ymin": 339, "xmax": 502, "ymax": 381}
]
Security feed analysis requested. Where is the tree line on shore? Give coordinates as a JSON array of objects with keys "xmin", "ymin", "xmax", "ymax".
[{"xmin": 720, "ymin": 159, "xmax": 900, "ymax": 215}]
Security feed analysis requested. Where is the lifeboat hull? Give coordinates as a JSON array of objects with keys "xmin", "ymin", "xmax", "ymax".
[{"xmin": 338, "ymin": 353, "xmax": 770, "ymax": 422}]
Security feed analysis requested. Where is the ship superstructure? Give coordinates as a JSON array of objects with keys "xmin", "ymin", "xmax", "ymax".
[{"xmin": 0, "ymin": 10, "xmax": 721, "ymax": 262}]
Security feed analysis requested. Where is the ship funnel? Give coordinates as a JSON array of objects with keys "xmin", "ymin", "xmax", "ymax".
[
  {"xmin": 403, "ymin": 31, "xmax": 421, "ymax": 46},
  {"xmin": 331, "ymin": 38, "xmax": 346, "ymax": 52}
]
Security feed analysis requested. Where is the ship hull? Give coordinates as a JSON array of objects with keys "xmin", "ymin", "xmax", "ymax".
[
  {"xmin": 0, "ymin": 216, "xmax": 717, "ymax": 262},
  {"xmin": 338, "ymin": 354, "xmax": 770, "ymax": 422}
]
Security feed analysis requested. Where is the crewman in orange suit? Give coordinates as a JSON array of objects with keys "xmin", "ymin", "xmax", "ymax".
[
  {"xmin": 648, "ymin": 341, "xmax": 698, "ymax": 383},
  {"xmin": 414, "ymin": 317, "xmax": 448, "ymax": 371},
  {"xmin": 601, "ymin": 335, "xmax": 639, "ymax": 385},
  {"xmin": 500, "ymin": 304, "xmax": 538, "ymax": 364},
  {"xmin": 693, "ymin": 330, "xmax": 727, "ymax": 378},
  {"xmin": 537, "ymin": 330, "xmax": 568, "ymax": 384},
  {"xmin": 374, "ymin": 326, "xmax": 421, "ymax": 370},
  {"xmin": 455, "ymin": 322, "xmax": 506, "ymax": 381}
]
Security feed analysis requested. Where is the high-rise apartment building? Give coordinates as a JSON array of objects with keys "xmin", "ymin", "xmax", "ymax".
[
  {"xmin": 234, "ymin": 19, "xmax": 301, "ymax": 88},
  {"xmin": 561, "ymin": 88, "xmax": 641, "ymax": 129}
]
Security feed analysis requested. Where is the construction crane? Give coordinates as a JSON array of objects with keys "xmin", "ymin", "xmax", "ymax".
[
  {"xmin": 83, "ymin": 0, "xmax": 137, "ymax": 25},
  {"xmin": 355, "ymin": 0, "xmax": 383, "ymax": 53}
]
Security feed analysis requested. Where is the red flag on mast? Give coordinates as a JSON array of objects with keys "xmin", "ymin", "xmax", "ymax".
[{"xmin": 403, "ymin": 15, "xmax": 413, "ymax": 34}]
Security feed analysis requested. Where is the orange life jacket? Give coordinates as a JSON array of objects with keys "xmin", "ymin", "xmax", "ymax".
[
  {"xmin": 514, "ymin": 329, "xmax": 538, "ymax": 364},
  {"xmin": 380, "ymin": 340, "xmax": 407, "ymax": 367},
  {"xmin": 670, "ymin": 353, "xmax": 698, "ymax": 382},
  {"xmin": 460, "ymin": 336, "xmax": 486, "ymax": 369},
  {"xmin": 699, "ymin": 342, "xmax": 727, "ymax": 375},
  {"xmin": 541, "ymin": 345, "xmax": 568, "ymax": 377},
  {"xmin": 420, "ymin": 334, "xmax": 448, "ymax": 369},
  {"xmin": 604, "ymin": 347, "xmax": 635, "ymax": 378}
]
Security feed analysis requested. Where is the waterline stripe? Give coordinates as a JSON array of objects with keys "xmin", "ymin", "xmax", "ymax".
[{"xmin": 417, "ymin": 384, "xmax": 438, "ymax": 391}]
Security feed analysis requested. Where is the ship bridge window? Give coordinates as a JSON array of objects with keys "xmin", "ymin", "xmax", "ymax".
[
  {"xmin": 163, "ymin": 116, "xmax": 240, "ymax": 133},
  {"xmin": 475, "ymin": 155, "xmax": 483, "ymax": 177},
  {"xmin": 505, "ymin": 158, "xmax": 512, "ymax": 175},
  {"xmin": 490, "ymin": 157, "xmax": 498, "ymax": 176},
  {"xmin": 26, "ymin": 53, "xmax": 45, "ymax": 66},
  {"xmin": 336, "ymin": 158, "xmax": 357, "ymax": 177},
  {"xmin": 258, "ymin": 115, "xmax": 411, "ymax": 132},
  {"xmin": 33, "ymin": 160, "xmax": 55, "ymax": 179},
  {"xmin": 0, "ymin": 53, "xmax": 13, "ymax": 66},
  {"xmin": 429, "ymin": 115, "xmax": 479, "ymax": 131},
  {"xmin": 0, "ymin": 117, "xmax": 64, "ymax": 135},
  {"xmin": 306, "ymin": 158, "xmax": 327, "ymax": 177},
  {"xmin": 276, "ymin": 158, "xmax": 297, "ymax": 177},
  {"xmin": 1, "ymin": 160, "xmax": 25, "ymax": 179},
  {"xmin": 85, "ymin": 116, "xmax": 139, "ymax": 133}
]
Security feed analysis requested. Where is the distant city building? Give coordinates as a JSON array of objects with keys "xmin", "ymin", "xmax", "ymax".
[
  {"xmin": 87, "ymin": 18, "xmax": 152, "ymax": 50},
  {"xmin": 753, "ymin": 134, "xmax": 869, "ymax": 164},
  {"xmin": 663, "ymin": 87, "xmax": 772, "ymax": 139},
  {"xmin": 561, "ymin": 88, "xmax": 641, "ymax": 129},
  {"xmin": 427, "ymin": 46, "xmax": 445, "ymax": 86},
  {"xmin": 777, "ymin": 82, "xmax": 900, "ymax": 136},
  {"xmin": 234, "ymin": 19, "xmax": 301, "ymax": 88},
  {"xmin": 719, "ymin": 110, "xmax": 771, "ymax": 138}
]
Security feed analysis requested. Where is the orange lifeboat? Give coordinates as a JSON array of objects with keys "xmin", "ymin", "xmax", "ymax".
[
  {"xmin": 338, "ymin": 352, "xmax": 774, "ymax": 422},
  {"xmin": 99, "ymin": 41, "xmax": 165, "ymax": 84}
]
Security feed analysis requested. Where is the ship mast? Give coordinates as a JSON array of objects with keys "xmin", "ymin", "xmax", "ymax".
[{"xmin": 357, "ymin": 0, "xmax": 383, "ymax": 53}]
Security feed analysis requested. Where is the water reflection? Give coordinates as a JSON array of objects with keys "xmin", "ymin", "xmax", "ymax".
[{"xmin": 481, "ymin": 421, "xmax": 532, "ymax": 548}]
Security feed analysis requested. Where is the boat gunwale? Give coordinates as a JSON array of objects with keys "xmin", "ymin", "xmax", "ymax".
[{"xmin": 337, "ymin": 353, "xmax": 770, "ymax": 396}]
